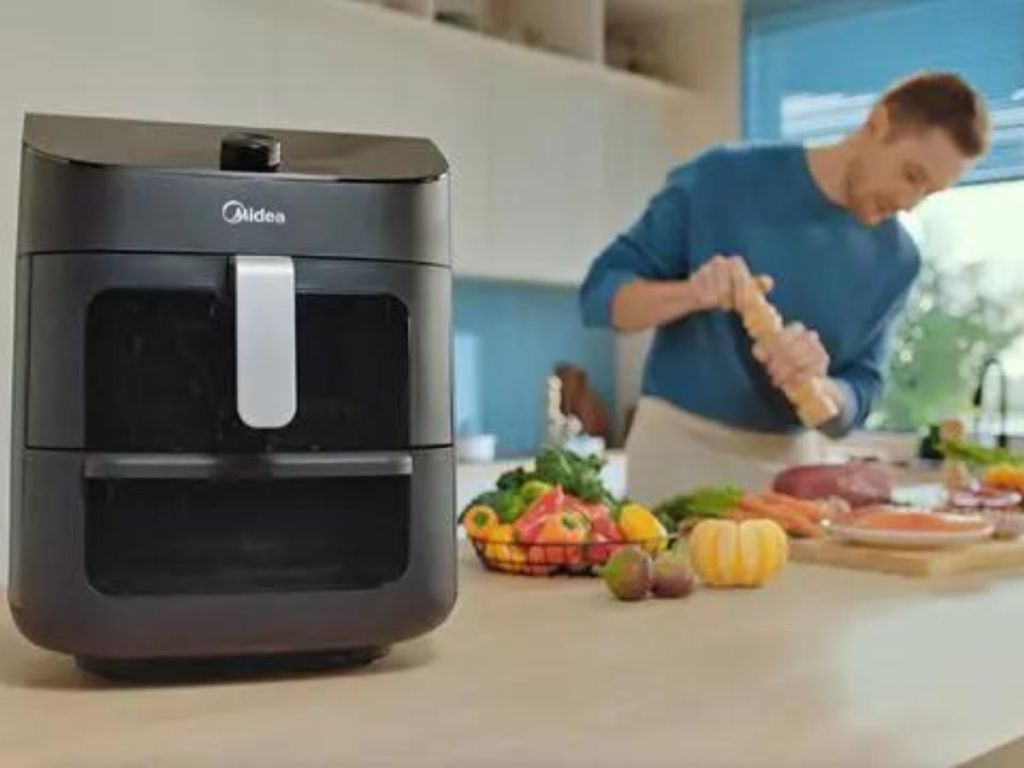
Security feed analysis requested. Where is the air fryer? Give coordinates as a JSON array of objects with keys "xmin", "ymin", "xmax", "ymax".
[{"xmin": 9, "ymin": 114, "xmax": 456, "ymax": 675}]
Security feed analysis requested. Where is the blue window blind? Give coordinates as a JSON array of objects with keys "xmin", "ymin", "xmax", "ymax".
[{"xmin": 744, "ymin": 0, "xmax": 1024, "ymax": 183}]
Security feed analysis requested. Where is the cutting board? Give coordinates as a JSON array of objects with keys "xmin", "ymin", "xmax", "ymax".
[{"xmin": 789, "ymin": 537, "xmax": 1024, "ymax": 577}]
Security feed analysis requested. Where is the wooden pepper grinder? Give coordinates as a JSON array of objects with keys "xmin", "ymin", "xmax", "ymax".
[
  {"xmin": 938, "ymin": 418, "xmax": 971, "ymax": 492},
  {"xmin": 736, "ymin": 276, "xmax": 840, "ymax": 428}
]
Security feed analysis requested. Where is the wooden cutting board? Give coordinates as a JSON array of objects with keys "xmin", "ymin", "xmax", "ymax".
[{"xmin": 789, "ymin": 537, "xmax": 1024, "ymax": 577}]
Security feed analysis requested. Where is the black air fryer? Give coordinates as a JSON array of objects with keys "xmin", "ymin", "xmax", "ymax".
[{"xmin": 9, "ymin": 114, "xmax": 456, "ymax": 675}]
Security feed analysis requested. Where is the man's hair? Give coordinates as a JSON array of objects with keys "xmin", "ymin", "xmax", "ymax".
[{"xmin": 880, "ymin": 71, "xmax": 990, "ymax": 157}]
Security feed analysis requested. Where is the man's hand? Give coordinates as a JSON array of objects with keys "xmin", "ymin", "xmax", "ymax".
[
  {"xmin": 609, "ymin": 254, "xmax": 772, "ymax": 333},
  {"xmin": 686, "ymin": 255, "xmax": 753, "ymax": 312},
  {"xmin": 753, "ymin": 322, "xmax": 830, "ymax": 390}
]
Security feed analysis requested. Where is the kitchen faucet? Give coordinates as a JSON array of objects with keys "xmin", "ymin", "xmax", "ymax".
[{"xmin": 972, "ymin": 356, "xmax": 1009, "ymax": 448}]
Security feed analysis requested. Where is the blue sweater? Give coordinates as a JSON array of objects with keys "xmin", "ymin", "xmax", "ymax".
[{"xmin": 580, "ymin": 143, "xmax": 921, "ymax": 437}]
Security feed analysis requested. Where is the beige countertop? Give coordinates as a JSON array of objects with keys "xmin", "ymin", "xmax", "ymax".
[{"xmin": 3, "ymin": 545, "xmax": 1024, "ymax": 767}]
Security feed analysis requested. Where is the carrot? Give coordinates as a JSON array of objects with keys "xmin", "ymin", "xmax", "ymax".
[
  {"xmin": 758, "ymin": 491, "xmax": 830, "ymax": 522},
  {"xmin": 737, "ymin": 495, "xmax": 823, "ymax": 538},
  {"xmin": 729, "ymin": 503, "xmax": 817, "ymax": 537},
  {"xmin": 742, "ymin": 497, "xmax": 822, "ymax": 538}
]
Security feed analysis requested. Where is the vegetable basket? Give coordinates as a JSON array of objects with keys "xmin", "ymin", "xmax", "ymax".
[{"xmin": 468, "ymin": 534, "xmax": 676, "ymax": 577}]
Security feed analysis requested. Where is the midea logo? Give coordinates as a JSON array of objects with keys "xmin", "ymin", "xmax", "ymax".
[{"xmin": 221, "ymin": 199, "xmax": 286, "ymax": 226}]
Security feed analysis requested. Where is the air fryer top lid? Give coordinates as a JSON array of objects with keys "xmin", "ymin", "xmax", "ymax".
[
  {"xmin": 18, "ymin": 114, "xmax": 450, "ymax": 263},
  {"xmin": 23, "ymin": 113, "xmax": 448, "ymax": 181}
]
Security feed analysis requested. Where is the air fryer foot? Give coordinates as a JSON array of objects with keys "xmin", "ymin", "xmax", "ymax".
[{"xmin": 75, "ymin": 646, "xmax": 389, "ymax": 683}]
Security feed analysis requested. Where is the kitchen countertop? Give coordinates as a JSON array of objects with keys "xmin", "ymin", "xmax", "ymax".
[{"xmin": 3, "ymin": 546, "xmax": 1024, "ymax": 766}]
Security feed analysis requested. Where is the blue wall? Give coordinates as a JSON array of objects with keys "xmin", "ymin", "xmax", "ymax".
[{"xmin": 453, "ymin": 279, "xmax": 616, "ymax": 458}]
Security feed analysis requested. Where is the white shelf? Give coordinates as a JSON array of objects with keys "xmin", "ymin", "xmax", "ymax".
[
  {"xmin": 606, "ymin": 0, "xmax": 715, "ymax": 23},
  {"xmin": 347, "ymin": 0, "xmax": 433, "ymax": 19},
  {"xmin": 348, "ymin": 0, "xmax": 696, "ymax": 96}
]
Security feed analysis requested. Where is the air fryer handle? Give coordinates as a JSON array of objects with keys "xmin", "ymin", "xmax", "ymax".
[
  {"xmin": 84, "ymin": 453, "xmax": 414, "ymax": 480},
  {"xmin": 234, "ymin": 255, "xmax": 298, "ymax": 430}
]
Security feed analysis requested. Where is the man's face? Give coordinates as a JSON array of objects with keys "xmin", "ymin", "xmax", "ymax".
[{"xmin": 845, "ymin": 112, "xmax": 971, "ymax": 226}]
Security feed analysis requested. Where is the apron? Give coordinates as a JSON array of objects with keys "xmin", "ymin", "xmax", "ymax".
[{"xmin": 625, "ymin": 396, "xmax": 825, "ymax": 507}]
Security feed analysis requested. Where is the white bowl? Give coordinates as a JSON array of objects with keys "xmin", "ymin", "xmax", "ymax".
[
  {"xmin": 563, "ymin": 435, "xmax": 606, "ymax": 458},
  {"xmin": 457, "ymin": 434, "xmax": 497, "ymax": 463}
]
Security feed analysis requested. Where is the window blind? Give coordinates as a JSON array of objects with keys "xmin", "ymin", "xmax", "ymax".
[{"xmin": 744, "ymin": 0, "xmax": 1024, "ymax": 183}]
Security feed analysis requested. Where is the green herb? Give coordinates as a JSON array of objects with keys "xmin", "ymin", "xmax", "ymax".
[
  {"xmin": 938, "ymin": 438, "xmax": 1024, "ymax": 467},
  {"xmin": 496, "ymin": 466, "xmax": 536, "ymax": 493},
  {"xmin": 653, "ymin": 486, "xmax": 745, "ymax": 530},
  {"xmin": 533, "ymin": 446, "xmax": 614, "ymax": 505}
]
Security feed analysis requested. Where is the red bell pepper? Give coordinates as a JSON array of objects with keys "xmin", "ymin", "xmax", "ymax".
[
  {"xmin": 564, "ymin": 495, "xmax": 623, "ymax": 543},
  {"xmin": 562, "ymin": 494, "xmax": 624, "ymax": 566},
  {"xmin": 513, "ymin": 486, "xmax": 565, "ymax": 543},
  {"xmin": 588, "ymin": 512, "xmax": 622, "ymax": 543},
  {"xmin": 525, "ymin": 544, "xmax": 557, "ymax": 575},
  {"xmin": 587, "ymin": 532, "xmax": 615, "ymax": 566},
  {"xmin": 535, "ymin": 511, "xmax": 589, "ymax": 566}
]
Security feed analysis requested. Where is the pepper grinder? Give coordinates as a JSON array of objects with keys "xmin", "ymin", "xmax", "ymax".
[{"xmin": 737, "ymin": 276, "xmax": 840, "ymax": 428}]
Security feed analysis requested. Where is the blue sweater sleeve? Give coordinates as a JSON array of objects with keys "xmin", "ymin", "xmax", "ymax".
[
  {"xmin": 820, "ymin": 241, "xmax": 921, "ymax": 438},
  {"xmin": 579, "ymin": 164, "xmax": 695, "ymax": 327}
]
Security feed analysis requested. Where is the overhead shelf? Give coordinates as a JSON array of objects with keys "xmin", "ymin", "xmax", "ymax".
[{"xmin": 343, "ymin": 0, "xmax": 699, "ymax": 97}]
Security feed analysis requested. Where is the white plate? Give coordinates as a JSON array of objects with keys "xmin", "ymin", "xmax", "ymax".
[
  {"xmin": 890, "ymin": 483, "xmax": 948, "ymax": 509},
  {"xmin": 823, "ymin": 519, "xmax": 995, "ymax": 549}
]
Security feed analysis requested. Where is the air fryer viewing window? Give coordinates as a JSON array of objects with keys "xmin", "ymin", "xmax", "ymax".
[
  {"xmin": 86, "ymin": 475, "xmax": 411, "ymax": 595},
  {"xmin": 86, "ymin": 286, "xmax": 410, "ymax": 452}
]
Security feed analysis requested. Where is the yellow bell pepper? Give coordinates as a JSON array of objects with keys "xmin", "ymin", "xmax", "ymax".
[
  {"xmin": 618, "ymin": 503, "xmax": 668, "ymax": 554},
  {"xmin": 462, "ymin": 505, "xmax": 499, "ymax": 539},
  {"xmin": 983, "ymin": 464, "xmax": 1024, "ymax": 494},
  {"xmin": 483, "ymin": 524, "xmax": 526, "ymax": 573}
]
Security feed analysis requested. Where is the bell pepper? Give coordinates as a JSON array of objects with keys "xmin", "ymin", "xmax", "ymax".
[
  {"xmin": 535, "ymin": 510, "xmax": 589, "ymax": 566},
  {"xmin": 462, "ymin": 505, "xmax": 499, "ymax": 539},
  {"xmin": 483, "ymin": 524, "xmax": 526, "ymax": 572},
  {"xmin": 525, "ymin": 544, "xmax": 557, "ymax": 576},
  {"xmin": 519, "ymin": 479, "xmax": 555, "ymax": 507},
  {"xmin": 468, "ymin": 489, "xmax": 526, "ymax": 524},
  {"xmin": 564, "ymin": 495, "xmax": 623, "ymax": 551},
  {"xmin": 582, "ymin": 506, "xmax": 623, "ymax": 565},
  {"xmin": 586, "ymin": 532, "xmax": 615, "ymax": 566},
  {"xmin": 513, "ymin": 486, "xmax": 566, "ymax": 543},
  {"xmin": 618, "ymin": 503, "xmax": 668, "ymax": 555}
]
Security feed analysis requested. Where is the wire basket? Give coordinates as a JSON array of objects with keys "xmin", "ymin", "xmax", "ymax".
[{"xmin": 468, "ymin": 535, "xmax": 676, "ymax": 577}]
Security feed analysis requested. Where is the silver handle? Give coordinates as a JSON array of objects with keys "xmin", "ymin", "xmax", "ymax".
[
  {"xmin": 84, "ymin": 453, "xmax": 413, "ymax": 480},
  {"xmin": 233, "ymin": 255, "xmax": 297, "ymax": 429}
]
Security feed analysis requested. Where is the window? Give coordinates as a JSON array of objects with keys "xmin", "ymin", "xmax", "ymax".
[{"xmin": 744, "ymin": 0, "xmax": 1024, "ymax": 437}]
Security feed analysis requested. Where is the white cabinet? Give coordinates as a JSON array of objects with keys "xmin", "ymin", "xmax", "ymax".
[
  {"xmin": 483, "ymin": 59, "xmax": 606, "ymax": 284},
  {"xmin": 329, "ymin": 0, "xmax": 736, "ymax": 286},
  {"xmin": 485, "ymin": 59, "xmax": 568, "ymax": 281},
  {"xmin": 465, "ymin": 56, "xmax": 694, "ymax": 284}
]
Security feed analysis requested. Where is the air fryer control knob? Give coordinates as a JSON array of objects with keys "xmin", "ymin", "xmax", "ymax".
[{"xmin": 220, "ymin": 132, "xmax": 281, "ymax": 172}]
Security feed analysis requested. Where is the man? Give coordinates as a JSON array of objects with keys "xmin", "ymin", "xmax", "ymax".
[{"xmin": 580, "ymin": 72, "xmax": 990, "ymax": 504}]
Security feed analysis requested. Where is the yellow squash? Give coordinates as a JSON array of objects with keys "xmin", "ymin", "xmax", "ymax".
[{"xmin": 688, "ymin": 518, "xmax": 788, "ymax": 588}]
